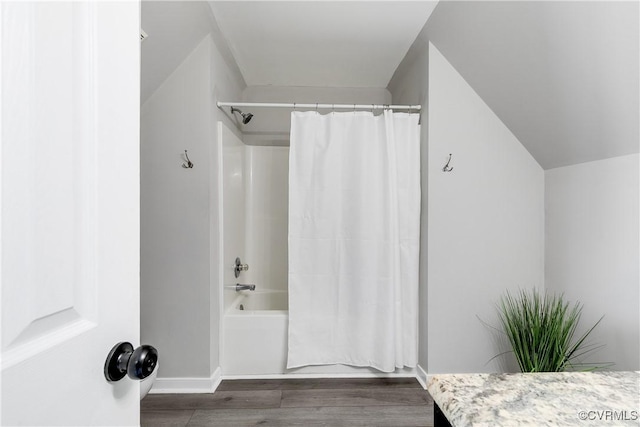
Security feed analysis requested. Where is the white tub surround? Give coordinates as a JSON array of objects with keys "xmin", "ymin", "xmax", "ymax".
[{"xmin": 427, "ymin": 371, "xmax": 640, "ymax": 426}]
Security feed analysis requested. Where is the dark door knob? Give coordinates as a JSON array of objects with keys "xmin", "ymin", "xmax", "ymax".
[{"xmin": 104, "ymin": 342, "xmax": 158, "ymax": 382}]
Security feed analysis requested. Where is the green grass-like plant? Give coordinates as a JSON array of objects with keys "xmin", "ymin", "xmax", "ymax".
[{"xmin": 498, "ymin": 289, "xmax": 607, "ymax": 372}]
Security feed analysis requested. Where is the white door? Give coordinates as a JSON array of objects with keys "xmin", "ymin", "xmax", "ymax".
[{"xmin": 1, "ymin": 1, "xmax": 140, "ymax": 425}]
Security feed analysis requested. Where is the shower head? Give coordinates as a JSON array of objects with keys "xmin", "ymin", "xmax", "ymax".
[{"xmin": 230, "ymin": 107, "xmax": 253, "ymax": 124}]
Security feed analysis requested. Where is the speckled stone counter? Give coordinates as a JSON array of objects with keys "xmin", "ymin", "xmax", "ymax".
[{"xmin": 427, "ymin": 371, "xmax": 640, "ymax": 427}]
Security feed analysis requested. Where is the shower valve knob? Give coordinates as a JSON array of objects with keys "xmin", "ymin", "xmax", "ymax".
[
  {"xmin": 104, "ymin": 342, "xmax": 158, "ymax": 382},
  {"xmin": 234, "ymin": 257, "xmax": 249, "ymax": 278}
]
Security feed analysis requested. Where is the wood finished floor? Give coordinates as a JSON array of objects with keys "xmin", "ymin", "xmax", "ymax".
[{"xmin": 141, "ymin": 378, "xmax": 434, "ymax": 427}]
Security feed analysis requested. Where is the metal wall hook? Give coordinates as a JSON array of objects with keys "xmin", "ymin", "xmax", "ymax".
[
  {"xmin": 182, "ymin": 150, "xmax": 193, "ymax": 169},
  {"xmin": 443, "ymin": 153, "xmax": 454, "ymax": 172}
]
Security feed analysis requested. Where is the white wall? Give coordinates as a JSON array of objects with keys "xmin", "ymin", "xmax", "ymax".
[
  {"xmin": 546, "ymin": 154, "xmax": 640, "ymax": 371},
  {"xmin": 141, "ymin": 28, "xmax": 245, "ymax": 383},
  {"xmin": 427, "ymin": 43, "xmax": 545, "ymax": 373}
]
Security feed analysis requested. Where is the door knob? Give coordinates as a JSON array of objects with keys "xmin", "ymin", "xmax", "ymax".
[{"xmin": 104, "ymin": 342, "xmax": 158, "ymax": 382}]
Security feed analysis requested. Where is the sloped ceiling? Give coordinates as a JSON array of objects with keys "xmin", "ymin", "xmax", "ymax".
[
  {"xmin": 424, "ymin": 1, "xmax": 639, "ymax": 169},
  {"xmin": 142, "ymin": 1, "xmax": 638, "ymax": 169},
  {"xmin": 208, "ymin": 1, "xmax": 438, "ymax": 87},
  {"xmin": 141, "ymin": 1, "xmax": 245, "ymax": 104}
]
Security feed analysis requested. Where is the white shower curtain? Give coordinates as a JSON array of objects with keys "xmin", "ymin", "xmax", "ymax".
[{"xmin": 287, "ymin": 110, "xmax": 420, "ymax": 372}]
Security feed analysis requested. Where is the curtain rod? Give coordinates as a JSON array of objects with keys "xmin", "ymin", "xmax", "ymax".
[{"xmin": 217, "ymin": 101, "xmax": 421, "ymax": 111}]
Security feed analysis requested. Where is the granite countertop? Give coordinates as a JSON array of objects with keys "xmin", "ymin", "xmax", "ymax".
[{"xmin": 427, "ymin": 371, "xmax": 640, "ymax": 427}]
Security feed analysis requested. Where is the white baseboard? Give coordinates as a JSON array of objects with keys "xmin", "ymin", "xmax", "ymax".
[
  {"xmin": 150, "ymin": 367, "xmax": 222, "ymax": 394},
  {"xmin": 222, "ymin": 370, "xmax": 417, "ymax": 381},
  {"xmin": 150, "ymin": 366, "xmax": 425, "ymax": 392},
  {"xmin": 416, "ymin": 364, "xmax": 428, "ymax": 389}
]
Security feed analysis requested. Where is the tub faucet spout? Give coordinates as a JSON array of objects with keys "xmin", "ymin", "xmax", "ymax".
[{"xmin": 236, "ymin": 283, "xmax": 255, "ymax": 292}]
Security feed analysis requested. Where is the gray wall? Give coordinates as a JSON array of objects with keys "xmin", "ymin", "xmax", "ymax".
[
  {"xmin": 141, "ymin": 24, "xmax": 245, "ymax": 379},
  {"xmin": 141, "ymin": 0, "xmax": 639, "ymax": 379},
  {"xmin": 390, "ymin": 39, "xmax": 545, "ymax": 374},
  {"xmin": 546, "ymin": 154, "xmax": 640, "ymax": 371},
  {"xmin": 422, "ymin": 1, "xmax": 639, "ymax": 169},
  {"xmin": 426, "ymin": 43, "xmax": 545, "ymax": 373},
  {"xmin": 141, "ymin": 37, "xmax": 214, "ymax": 378},
  {"xmin": 389, "ymin": 1, "xmax": 638, "ymax": 374},
  {"xmin": 389, "ymin": 30, "xmax": 544, "ymax": 373}
]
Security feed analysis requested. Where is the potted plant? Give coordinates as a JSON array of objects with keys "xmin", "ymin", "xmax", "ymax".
[{"xmin": 497, "ymin": 288, "xmax": 609, "ymax": 372}]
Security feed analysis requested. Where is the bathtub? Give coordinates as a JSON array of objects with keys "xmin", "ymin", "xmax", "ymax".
[
  {"xmin": 222, "ymin": 289, "xmax": 289, "ymax": 376},
  {"xmin": 221, "ymin": 289, "xmax": 417, "ymax": 378},
  {"xmin": 230, "ymin": 289, "xmax": 288, "ymax": 312}
]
